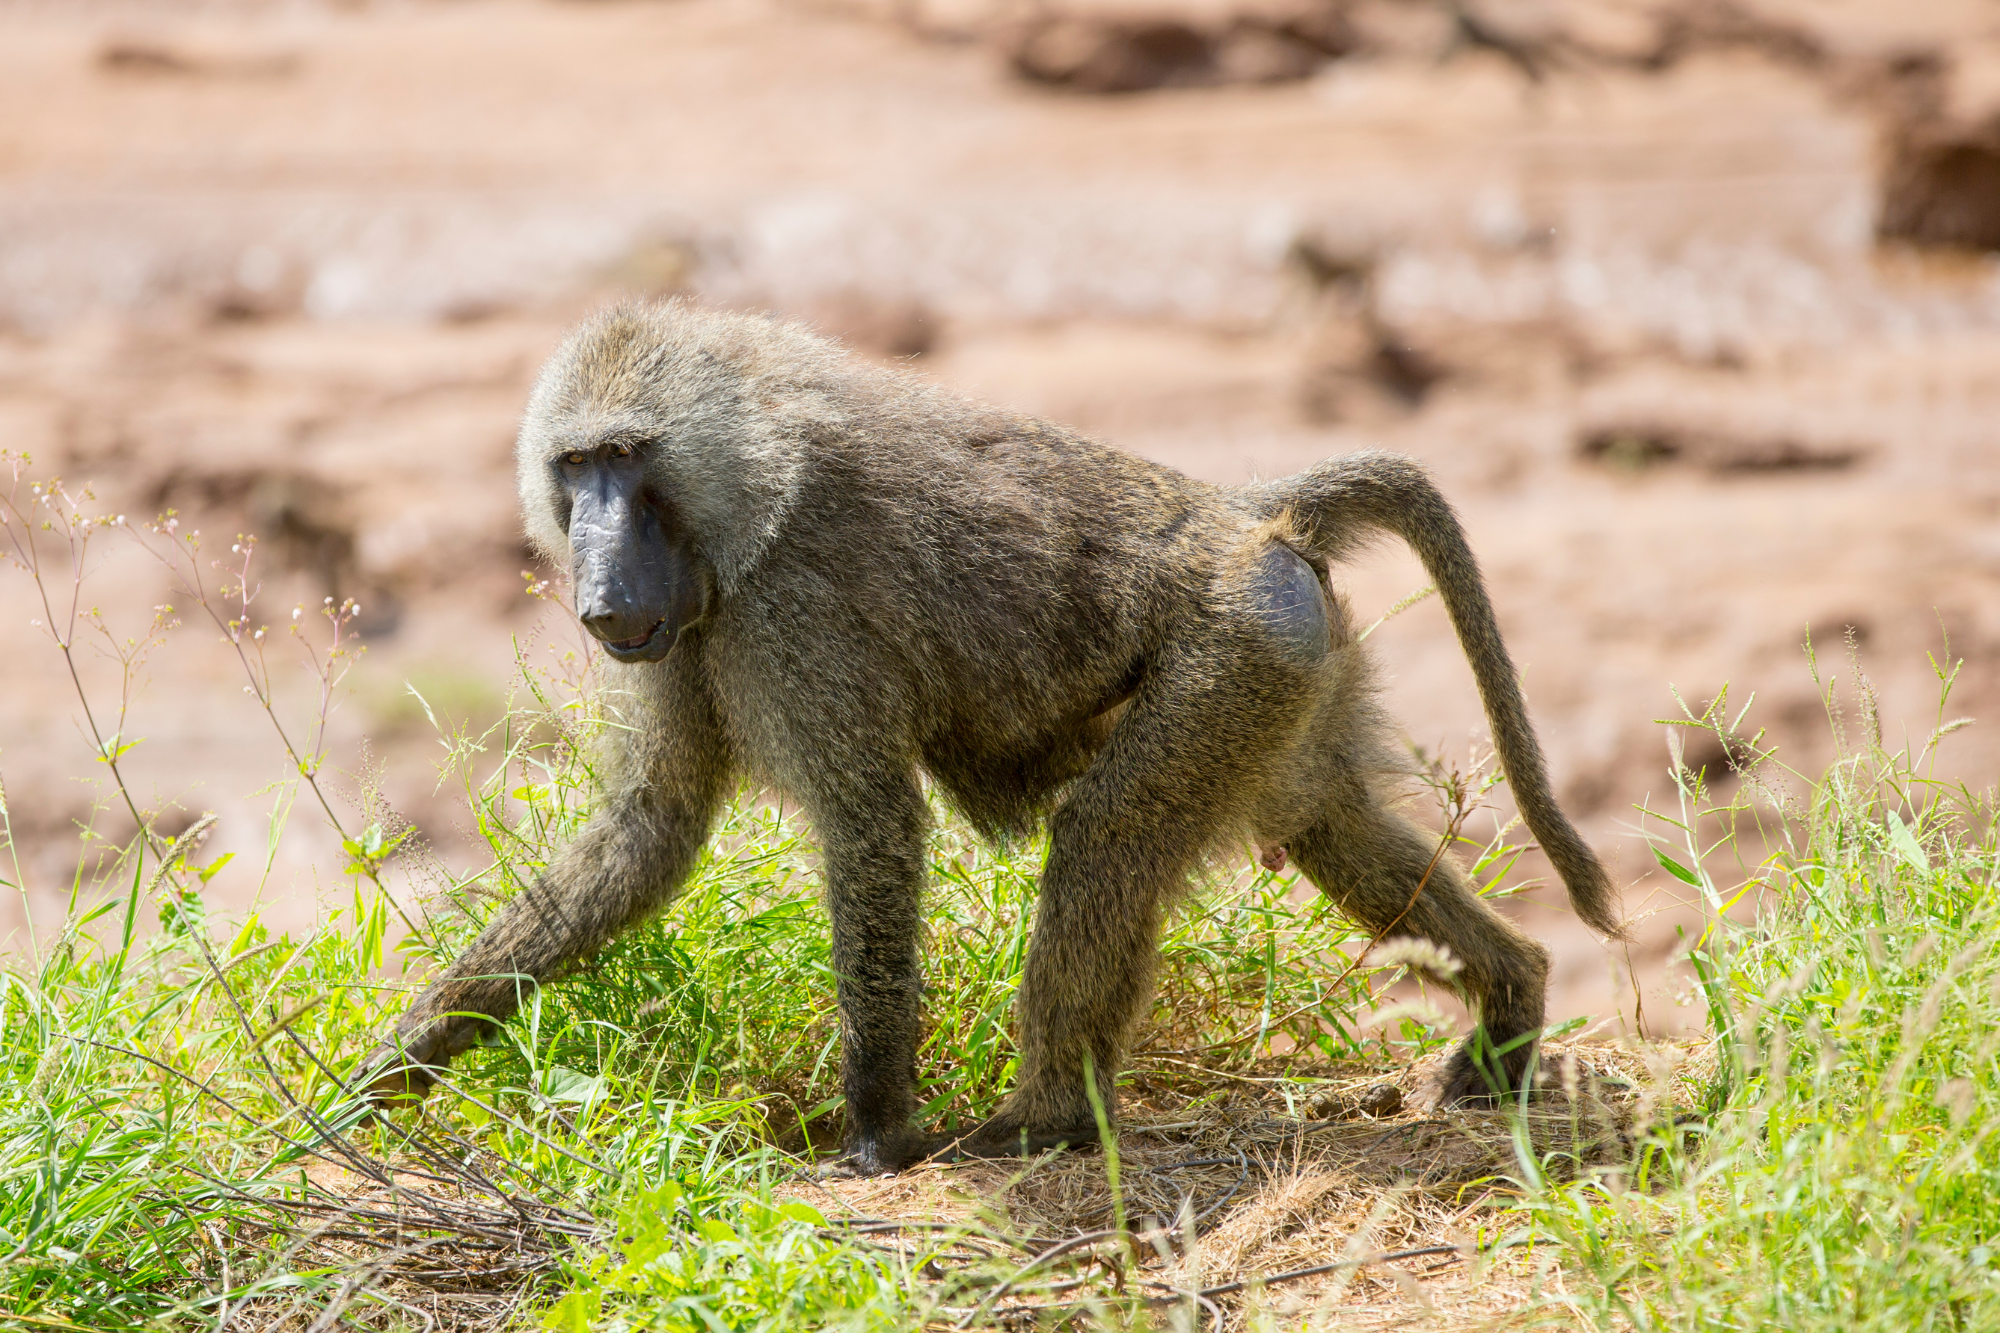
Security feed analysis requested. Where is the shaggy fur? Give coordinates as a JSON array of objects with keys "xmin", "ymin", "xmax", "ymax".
[{"xmin": 361, "ymin": 301, "xmax": 1623, "ymax": 1174}]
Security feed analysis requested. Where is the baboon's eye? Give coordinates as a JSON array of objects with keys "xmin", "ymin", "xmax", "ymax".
[
  {"xmin": 608, "ymin": 440, "xmax": 635, "ymax": 458},
  {"xmin": 562, "ymin": 450, "xmax": 588, "ymax": 466}
]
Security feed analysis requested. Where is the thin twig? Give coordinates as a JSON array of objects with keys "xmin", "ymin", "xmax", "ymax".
[
  {"xmin": 955, "ymin": 1229, "xmax": 1124, "ymax": 1328},
  {"xmin": 1321, "ymin": 823, "xmax": 1461, "ymax": 999},
  {"xmin": 1185, "ymin": 1242, "xmax": 1466, "ymax": 1299}
]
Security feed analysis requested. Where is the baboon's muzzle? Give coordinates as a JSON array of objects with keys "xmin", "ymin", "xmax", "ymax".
[{"xmin": 567, "ymin": 466, "xmax": 703, "ymax": 663}]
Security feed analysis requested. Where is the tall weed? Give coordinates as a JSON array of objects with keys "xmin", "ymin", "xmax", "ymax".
[{"xmin": 1515, "ymin": 645, "xmax": 2000, "ymax": 1331}]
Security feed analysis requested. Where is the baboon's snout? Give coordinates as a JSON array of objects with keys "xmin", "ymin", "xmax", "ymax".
[
  {"xmin": 575, "ymin": 555, "xmax": 663, "ymax": 650},
  {"xmin": 570, "ymin": 494, "xmax": 663, "ymax": 650},
  {"xmin": 564, "ymin": 471, "xmax": 703, "ymax": 663}
]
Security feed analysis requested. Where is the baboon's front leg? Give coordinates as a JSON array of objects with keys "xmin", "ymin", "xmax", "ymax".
[
  {"xmin": 361, "ymin": 662, "xmax": 729, "ymax": 1100},
  {"xmin": 812, "ymin": 771, "xmax": 931, "ymax": 1175}
]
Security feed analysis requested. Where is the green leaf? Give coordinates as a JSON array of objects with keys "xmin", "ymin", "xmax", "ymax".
[
  {"xmin": 1653, "ymin": 845, "xmax": 1703, "ymax": 887},
  {"xmin": 96, "ymin": 735, "xmax": 142, "ymax": 765},
  {"xmin": 777, "ymin": 1200, "xmax": 828, "ymax": 1226},
  {"xmin": 540, "ymin": 1290, "xmax": 600, "ymax": 1333},
  {"xmin": 1886, "ymin": 809, "xmax": 1931, "ymax": 874},
  {"xmin": 539, "ymin": 1065, "xmax": 609, "ymax": 1108},
  {"xmin": 227, "ymin": 912, "xmax": 264, "ymax": 956}
]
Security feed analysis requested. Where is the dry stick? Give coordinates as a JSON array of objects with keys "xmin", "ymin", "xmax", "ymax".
[
  {"xmin": 192, "ymin": 1175, "xmax": 545, "ymax": 1247},
  {"xmin": 428, "ymin": 1073, "xmax": 618, "ymax": 1181},
  {"xmin": 821, "ymin": 1218, "xmax": 1015, "ymax": 1255},
  {"xmin": 74, "ymin": 1037, "xmax": 357, "ymax": 1177},
  {"xmin": 0, "ymin": 489, "xmax": 541, "ymax": 1320},
  {"xmin": 1321, "ymin": 810, "xmax": 1464, "ymax": 1001},
  {"xmin": 178, "ymin": 917, "xmax": 400, "ymax": 1191},
  {"xmin": 825, "ymin": 1232, "xmax": 1001, "ymax": 1265},
  {"xmin": 1000, "ymin": 1244, "xmax": 1472, "ymax": 1326},
  {"xmin": 959, "ymin": 1159, "xmax": 1256, "ymax": 1333},
  {"xmin": 173, "ymin": 930, "xmax": 582, "ymax": 1333},
  {"xmin": 184, "ymin": 1184, "xmax": 536, "ymax": 1320},
  {"xmin": 1142, "ymin": 1148, "xmax": 1250, "ymax": 1232},
  {"xmin": 201, "ymin": 1140, "xmax": 584, "ymax": 1333},
  {"xmin": 171, "ymin": 858, "xmax": 551, "ymax": 1235},
  {"xmin": 954, "ymin": 1229, "xmax": 1125, "ymax": 1329},
  {"xmin": 407, "ymin": 1099, "xmax": 601, "ymax": 1226},
  {"xmin": 0, "ymin": 492, "xmax": 439, "ymax": 1304},
  {"xmin": 1176, "ymin": 1243, "xmax": 1467, "ymax": 1301}
]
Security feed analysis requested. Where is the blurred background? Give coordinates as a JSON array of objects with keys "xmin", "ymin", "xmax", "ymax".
[{"xmin": 4, "ymin": 0, "xmax": 1999, "ymax": 1037}]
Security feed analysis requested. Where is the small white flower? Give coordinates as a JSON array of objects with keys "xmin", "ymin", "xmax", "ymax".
[
  {"xmin": 292, "ymin": 608, "xmax": 302, "ymax": 621},
  {"xmin": 232, "ymin": 544, "xmax": 241, "ymax": 554},
  {"xmin": 350, "ymin": 604, "xmax": 361, "ymax": 616},
  {"xmin": 254, "ymin": 629, "xmax": 265, "ymax": 640}
]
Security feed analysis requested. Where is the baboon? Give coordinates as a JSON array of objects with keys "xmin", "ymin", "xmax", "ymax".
[{"xmin": 361, "ymin": 301, "xmax": 1623, "ymax": 1175}]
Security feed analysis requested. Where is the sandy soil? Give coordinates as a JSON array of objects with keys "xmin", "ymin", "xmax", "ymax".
[{"xmin": 5, "ymin": 0, "xmax": 2000, "ymax": 1046}]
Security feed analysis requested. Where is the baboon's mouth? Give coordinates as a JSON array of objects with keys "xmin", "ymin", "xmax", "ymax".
[{"xmin": 603, "ymin": 621, "xmax": 665, "ymax": 653}]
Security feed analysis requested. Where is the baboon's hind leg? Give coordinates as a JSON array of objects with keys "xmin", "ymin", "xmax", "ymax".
[
  {"xmin": 1289, "ymin": 770, "xmax": 1551, "ymax": 1104},
  {"xmin": 945, "ymin": 646, "xmax": 1305, "ymax": 1158}
]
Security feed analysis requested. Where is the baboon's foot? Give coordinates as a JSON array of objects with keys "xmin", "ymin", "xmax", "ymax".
[
  {"xmin": 926, "ymin": 1115, "xmax": 1101, "ymax": 1162},
  {"xmin": 1414, "ymin": 1034, "xmax": 1540, "ymax": 1110},
  {"xmin": 815, "ymin": 1130, "xmax": 934, "ymax": 1178}
]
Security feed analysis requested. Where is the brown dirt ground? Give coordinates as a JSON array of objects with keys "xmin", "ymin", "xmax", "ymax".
[{"xmin": 781, "ymin": 1039, "xmax": 1703, "ymax": 1327}]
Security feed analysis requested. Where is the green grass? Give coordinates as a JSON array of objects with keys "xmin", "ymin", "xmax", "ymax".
[
  {"xmin": 0, "ymin": 650, "xmax": 1444, "ymax": 1329},
  {"xmin": 5, "ymin": 452, "xmax": 1998, "ymax": 1330},
  {"xmin": 1508, "ymin": 651, "xmax": 2000, "ymax": 1332}
]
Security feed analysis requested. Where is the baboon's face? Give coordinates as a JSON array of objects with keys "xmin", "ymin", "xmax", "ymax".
[{"xmin": 552, "ymin": 434, "xmax": 705, "ymax": 663}]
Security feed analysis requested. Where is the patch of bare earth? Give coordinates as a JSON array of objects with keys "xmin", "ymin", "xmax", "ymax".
[{"xmin": 784, "ymin": 1041, "xmax": 1702, "ymax": 1327}]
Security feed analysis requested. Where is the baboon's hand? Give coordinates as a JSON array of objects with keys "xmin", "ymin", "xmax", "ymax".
[
  {"xmin": 351, "ymin": 1013, "xmax": 480, "ymax": 1104},
  {"xmin": 352, "ymin": 1034, "xmax": 441, "ymax": 1104}
]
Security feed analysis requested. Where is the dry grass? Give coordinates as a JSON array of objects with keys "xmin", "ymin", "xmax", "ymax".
[
  {"xmin": 173, "ymin": 1037, "xmax": 1697, "ymax": 1330},
  {"xmin": 773, "ymin": 1040, "xmax": 1704, "ymax": 1329}
]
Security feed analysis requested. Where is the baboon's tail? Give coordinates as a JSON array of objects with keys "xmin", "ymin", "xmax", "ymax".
[{"xmin": 1251, "ymin": 450, "xmax": 1626, "ymax": 940}]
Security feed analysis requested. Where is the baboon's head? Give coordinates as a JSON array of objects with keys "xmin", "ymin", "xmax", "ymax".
[{"xmin": 517, "ymin": 302, "xmax": 846, "ymax": 661}]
